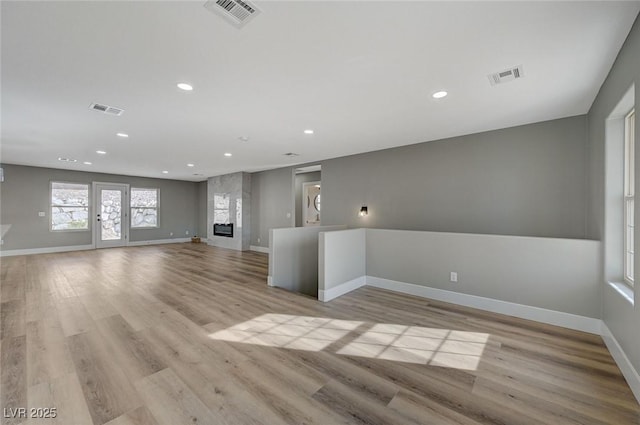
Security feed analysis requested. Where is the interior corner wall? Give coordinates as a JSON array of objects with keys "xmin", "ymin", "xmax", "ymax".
[
  {"xmin": 250, "ymin": 167, "xmax": 294, "ymax": 248},
  {"xmin": 197, "ymin": 180, "xmax": 208, "ymax": 238},
  {"xmin": 321, "ymin": 115, "xmax": 588, "ymax": 239},
  {"xmin": 587, "ymin": 13, "xmax": 640, "ymax": 372},
  {"xmin": 270, "ymin": 225, "xmax": 347, "ymax": 297},
  {"xmin": 294, "ymin": 171, "xmax": 321, "ymax": 227},
  {"xmin": 0, "ymin": 164, "xmax": 199, "ymax": 250}
]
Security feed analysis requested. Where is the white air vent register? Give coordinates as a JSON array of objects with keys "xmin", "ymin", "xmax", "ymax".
[
  {"xmin": 89, "ymin": 103, "xmax": 124, "ymax": 116},
  {"xmin": 488, "ymin": 65, "xmax": 524, "ymax": 86},
  {"xmin": 204, "ymin": 0, "xmax": 260, "ymax": 28}
]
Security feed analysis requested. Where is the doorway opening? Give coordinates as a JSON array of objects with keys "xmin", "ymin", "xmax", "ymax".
[
  {"xmin": 295, "ymin": 165, "xmax": 321, "ymax": 227},
  {"xmin": 93, "ymin": 182, "xmax": 129, "ymax": 248}
]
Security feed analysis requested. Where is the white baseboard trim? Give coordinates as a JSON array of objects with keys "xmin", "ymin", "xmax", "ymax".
[
  {"xmin": 319, "ymin": 276, "xmax": 367, "ymax": 302},
  {"xmin": 267, "ymin": 276, "xmax": 274, "ymax": 287},
  {"xmin": 0, "ymin": 244, "xmax": 94, "ymax": 257},
  {"xmin": 128, "ymin": 238, "xmax": 190, "ymax": 247},
  {"xmin": 601, "ymin": 323, "xmax": 640, "ymax": 403},
  {"xmin": 250, "ymin": 245, "xmax": 270, "ymax": 254},
  {"xmin": 366, "ymin": 276, "xmax": 602, "ymax": 335},
  {"xmin": 0, "ymin": 238, "xmax": 192, "ymax": 256}
]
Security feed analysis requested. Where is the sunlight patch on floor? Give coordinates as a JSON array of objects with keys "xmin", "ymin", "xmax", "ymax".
[
  {"xmin": 209, "ymin": 313, "xmax": 363, "ymax": 352},
  {"xmin": 337, "ymin": 324, "xmax": 489, "ymax": 370},
  {"xmin": 208, "ymin": 314, "xmax": 490, "ymax": 370}
]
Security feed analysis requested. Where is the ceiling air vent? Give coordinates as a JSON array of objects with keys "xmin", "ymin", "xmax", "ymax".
[
  {"xmin": 488, "ymin": 65, "xmax": 524, "ymax": 86},
  {"xmin": 204, "ymin": 0, "xmax": 260, "ymax": 29},
  {"xmin": 89, "ymin": 103, "xmax": 124, "ymax": 116}
]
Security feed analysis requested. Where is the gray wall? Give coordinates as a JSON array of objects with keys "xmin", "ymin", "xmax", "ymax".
[
  {"xmin": 366, "ymin": 229, "xmax": 601, "ymax": 319},
  {"xmin": 321, "ymin": 115, "xmax": 588, "ymax": 239},
  {"xmin": 294, "ymin": 171, "xmax": 321, "ymax": 227},
  {"xmin": 197, "ymin": 181, "xmax": 208, "ymax": 238},
  {"xmin": 587, "ymin": 14, "xmax": 640, "ymax": 372},
  {"xmin": 0, "ymin": 164, "xmax": 199, "ymax": 250},
  {"xmin": 250, "ymin": 167, "xmax": 294, "ymax": 247},
  {"xmin": 269, "ymin": 225, "xmax": 346, "ymax": 297}
]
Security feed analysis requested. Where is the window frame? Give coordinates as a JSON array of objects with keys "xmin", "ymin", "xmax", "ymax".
[
  {"xmin": 50, "ymin": 181, "xmax": 91, "ymax": 232},
  {"xmin": 624, "ymin": 109, "xmax": 635, "ymax": 286},
  {"xmin": 130, "ymin": 187, "xmax": 160, "ymax": 229}
]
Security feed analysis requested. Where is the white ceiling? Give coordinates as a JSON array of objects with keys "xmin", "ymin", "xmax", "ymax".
[{"xmin": 2, "ymin": 1, "xmax": 639, "ymax": 182}]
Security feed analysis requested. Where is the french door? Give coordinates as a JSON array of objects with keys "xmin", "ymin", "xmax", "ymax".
[{"xmin": 93, "ymin": 183, "xmax": 129, "ymax": 248}]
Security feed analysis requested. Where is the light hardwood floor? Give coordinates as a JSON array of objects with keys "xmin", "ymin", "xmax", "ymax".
[{"xmin": 1, "ymin": 243, "xmax": 638, "ymax": 425}]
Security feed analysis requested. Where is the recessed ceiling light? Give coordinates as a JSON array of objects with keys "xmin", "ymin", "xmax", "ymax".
[
  {"xmin": 432, "ymin": 91, "xmax": 448, "ymax": 99},
  {"xmin": 58, "ymin": 157, "xmax": 77, "ymax": 162},
  {"xmin": 304, "ymin": 129, "xmax": 314, "ymax": 135},
  {"xmin": 177, "ymin": 83, "xmax": 193, "ymax": 91},
  {"xmin": 116, "ymin": 133, "xmax": 129, "ymax": 138},
  {"xmin": 83, "ymin": 161, "xmax": 92, "ymax": 165},
  {"xmin": 224, "ymin": 152, "xmax": 232, "ymax": 157},
  {"xmin": 96, "ymin": 150, "xmax": 107, "ymax": 155},
  {"xmin": 238, "ymin": 136, "xmax": 249, "ymax": 142},
  {"xmin": 187, "ymin": 163, "xmax": 195, "ymax": 167},
  {"xmin": 162, "ymin": 170, "xmax": 169, "ymax": 174}
]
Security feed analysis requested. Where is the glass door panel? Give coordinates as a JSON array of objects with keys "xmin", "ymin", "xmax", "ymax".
[
  {"xmin": 95, "ymin": 183, "xmax": 128, "ymax": 248},
  {"xmin": 101, "ymin": 190, "xmax": 122, "ymax": 241}
]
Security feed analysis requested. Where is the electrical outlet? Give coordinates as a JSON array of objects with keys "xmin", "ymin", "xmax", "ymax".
[
  {"xmin": 257, "ymin": 238, "xmax": 260, "ymax": 243},
  {"xmin": 38, "ymin": 211, "xmax": 45, "ymax": 217},
  {"xmin": 450, "ymin": 272, "xmax": 458, "ymax": 283},
  {"xmin": 286, "ymin": 212, "xmax": 291, "ymax": 218},
  {"xmin": 169, "ymin": 232, "xmax": 174, "ymax": 237},
  {"xmin": 185, "ymin": 230, "xmax": 189, "ymax": 235}
]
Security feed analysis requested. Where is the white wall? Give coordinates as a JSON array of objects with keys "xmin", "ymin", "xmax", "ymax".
[{"xmin": 269, "ymin": 225, "xmax": 346, "ymax": 297}]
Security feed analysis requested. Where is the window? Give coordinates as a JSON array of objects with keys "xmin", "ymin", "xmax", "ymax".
[
  {"xmin": 50, "ymin": 182, "xmax": 89, "ymax": 231},
  {"xmin": 131, "ymin": 188, "xmax": 159, "ymax": 228},
  {"xmin": 624, "ymin": 109, "xmax": 635, "ymax": 286},
  {"xmin": 214, "ymin": 193, "xmax": 230, "ymax": 223}
]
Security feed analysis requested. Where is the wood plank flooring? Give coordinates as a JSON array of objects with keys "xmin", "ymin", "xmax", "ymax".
[{"xmin": 0, "ymin": 243, "xmax": 638, "ymax": 425}]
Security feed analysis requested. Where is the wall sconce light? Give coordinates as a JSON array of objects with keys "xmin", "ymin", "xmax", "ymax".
[{"xmin": 359, "ymin": 206, "xmax": 368, "ymax": 217}]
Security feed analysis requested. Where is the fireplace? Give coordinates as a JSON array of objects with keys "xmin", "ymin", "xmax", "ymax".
[
  {"xmin": 207, "ymin": 172, "xmax": 250, "ymax": 250},
  {"xmin": 213, "ymin": 223, "xmax": 233, "ymax": 238}
]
